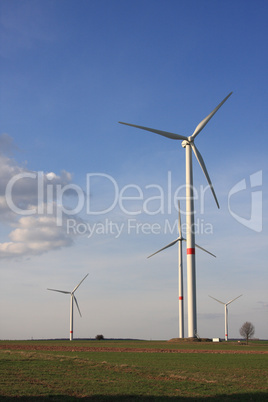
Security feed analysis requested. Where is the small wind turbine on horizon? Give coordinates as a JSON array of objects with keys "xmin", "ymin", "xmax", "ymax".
[
  {"xmin": 119, "ymin": 92, "xmax": 232, "ymax": 338},
  {"xmin": 147, "ymin": 201, "xmax": 216, "ymax": 339},
  {"xmin": 209, "ymin": 294, "xmax": 242, "ymax": 341},
  {"xmin": 47, "ymin": 274, "xmax": 89, "ymax": 341}
]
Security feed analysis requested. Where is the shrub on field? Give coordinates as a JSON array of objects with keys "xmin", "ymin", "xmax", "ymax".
[{"xmin": 95, "ymin": 334, "xmax": 104, "ymax": 340}]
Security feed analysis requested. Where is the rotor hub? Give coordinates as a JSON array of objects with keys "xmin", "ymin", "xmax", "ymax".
[{"xmin": 181, "ymin": 140, "xmax": 190, "ymax": 148}]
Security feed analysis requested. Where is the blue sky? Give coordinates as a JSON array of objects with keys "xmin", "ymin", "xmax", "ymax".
[{"xmin": 0, "ymin": 0, "xmax": 267, "ymax": 340}]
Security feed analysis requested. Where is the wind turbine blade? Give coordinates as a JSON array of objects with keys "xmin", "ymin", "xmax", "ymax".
[
  {"xmin": 195, "ymin": 244, "xmax": 216, "ymax": 258},
  {"xmin": 47, "ymin": 288, "xmax": 70, "ymax": 294},
  {"xmin": 178, "ymin": 201, "xmax": 182, "ymax": 238},
  {"xmin": 226, "ymin": 294, "xmax": 242, "ymax": 305},
  {"xmin": 209, "ymin": 295, "xmax": 225, "ymax": 305},
  {"xmin": 74, "ymin": 295, "xmax": 82, "ymax": 317},
  {"xmin": 190, "ymin": 92, "xmax": 233, "ymax": 140},
  {"xmin": 119, "ymin": 122, "xmax": 188, "ymax": 141},
  {"xmin": 191, "ymin": 142, "xmax": 219, "ymax": 208},
  {"xmin": 72, "ymin": 273, "xmax": 89, "ymax": 293},
  {"xmin": 147, "ymin": 238, "xmax": 180, "ymax": 258}
]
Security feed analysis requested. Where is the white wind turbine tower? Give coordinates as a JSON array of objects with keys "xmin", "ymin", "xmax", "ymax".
[
  {"xmin": 209, "ymin": 294, "xmax": 242, "ymax": 341},
  {"xmin": 119, "ymin": 92, "xmax": 232, "ymax": 338},
  {"xmin": 47, "ymin": 274, "xmax": 89, "ymax": 341},
  {"xmin": 147, "ymin": 202, "xmax": 216, "ymax": 339}
]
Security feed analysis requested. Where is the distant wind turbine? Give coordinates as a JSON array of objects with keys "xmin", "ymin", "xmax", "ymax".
[
  {"xmin": 119, "ymin": 92, "xmax": 232, "ymax": 337},
  {"xmin": 209, "ymin": 294, "xmax": 242, "ymax": 341},
  {"xmin": 148, "ymin": 202, "xmax": 216, "ymax": 339},
  {"xmin": 47, "ymin": 274, "xmax": 89, "ymax": 341}
]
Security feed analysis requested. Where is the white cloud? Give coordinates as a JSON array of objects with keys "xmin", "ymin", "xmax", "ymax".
[
  {"xmin": 0, "ymin": 134, "xmax": 76, "ymax": 259},
  {"xmin": 0, "ymin": 215, "xmax": 73, "ymax": 258}
]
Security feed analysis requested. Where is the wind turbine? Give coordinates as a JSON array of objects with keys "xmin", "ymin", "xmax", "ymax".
[
  {"xmin": 209, "ymin": 294, "xmax": 242, "ymax": 341},
  {"xmin": 119, "ymin": 92, "xmax": 232, "ymax": 338},
  {"xmin": 147, "ymin": 201, "xmax": 216, "ymax": 338},
  {"xmin": 47, "ymin": 274, "xmax": 89, "ymax": 341}
]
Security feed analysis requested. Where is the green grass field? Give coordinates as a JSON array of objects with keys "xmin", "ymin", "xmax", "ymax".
[{"xmin": 0, "ymin": 340, "xmax": 267, "ymax": 401}]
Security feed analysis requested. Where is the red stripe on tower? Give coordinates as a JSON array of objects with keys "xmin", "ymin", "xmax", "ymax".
[
  {"xmin": 187, "ymin": 248, "xmax": 195, "ymax": 255},
  {"xmin": 179, "ymin": 296, "xmax": 183, "ymax": 300},
  {"xmin": 70, "ymin": 331, "xmax": 73, "ymax": 333}
]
